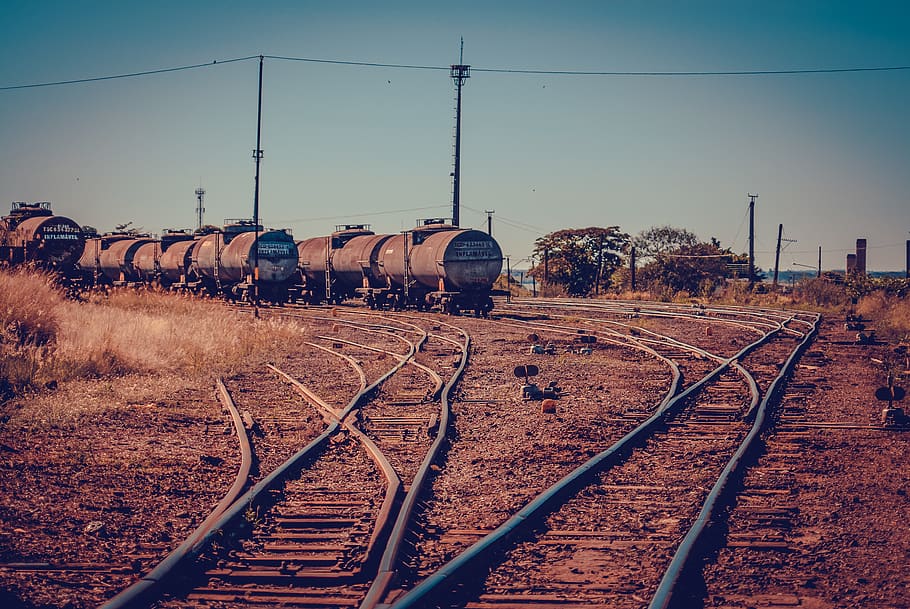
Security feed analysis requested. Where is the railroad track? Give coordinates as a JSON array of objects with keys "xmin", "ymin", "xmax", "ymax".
[
  {"xmin": 4, "ymin": 300, "xmax": 824, "ymax": 609},
  {"xmin": 387, "ymin": 300, "xmax": 818, "ymax": 608},
  {"xmin": 96, "ymin": 309, "xmax": 469, "ymax": 609},
  {"xmin": 698, "ymin": 316, "xmax": 902, "ymax": 609},
  {"xmin": 0, "ymin": 379, "xmax": 255, "ymax": 609}
]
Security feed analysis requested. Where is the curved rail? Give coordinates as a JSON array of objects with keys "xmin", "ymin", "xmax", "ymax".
[
  {"xmin": 268, "ymin": 363, "xmax": 404, "ymax": 574},
  {"xmin": 390, "ymin": 314, "xmax": 784, "ymax": 608},
  {"xmin": 98, "ymin": 379, "xmax": 254, "ymax": 609},
  {"xmin": 649, "ymin": 312, "xmax": 820, "ymax": 609},
  {"xmin": 102, "ymin": 335, "xmax": 411, "ymax": 609},
  {"xmin": 360, "ymin": 318, "xmax": 471, "ymax": 609}
]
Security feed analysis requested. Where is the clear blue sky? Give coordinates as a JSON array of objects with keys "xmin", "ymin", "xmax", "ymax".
[{"xmin": 2, "ymin": 1, "xmax": 908, "ymax": 272}]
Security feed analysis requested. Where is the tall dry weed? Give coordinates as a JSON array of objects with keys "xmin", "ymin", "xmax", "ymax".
[
  {"xmin": 1, "ymin": 268, "xmax": 304, "ymax": 399},
  {"xmin": 0, "ymin": 267, "xmax": 62, "ymax": 346},
  {"xmin": 857, "ymin": 292, "xmax": 910, "ymax": 342}
]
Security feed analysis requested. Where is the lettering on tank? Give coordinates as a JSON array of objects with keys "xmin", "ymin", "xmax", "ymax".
[
  {"xmin": 258, "ymin": 241, "xmax": 294, "ymax": 258},
  {"xmin": 450, "ymin": 240, "xmax": 499, "ymax": 259},
  {"xmin": 41, "ymin": 224, "xmax": 81, "ymax": 240}
]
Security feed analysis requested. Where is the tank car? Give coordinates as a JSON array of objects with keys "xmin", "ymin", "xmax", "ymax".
[
  {"xmin": 157, "ymin": 231, "xmax": 199, "ymax": 288},
  {"xmin": 191, "ymin": 220, "xmax": 298, "ymax": 303},
  {"xmin": 0, "ymin": 202, "xmax": 85, "ymax": 271},
  {"xmin": 297, "ymin": 225, "xmax": 391, "ymax": 304},
  {"xmin": 99, "ymin": 237, "xmax": 155, "ymax": 284},
  {"xmin": 77, "ymin": 233, "xmax": 135, "ymax": 285},
  {"xmin": 377, "ymin": 219, "xmax": 502, "ymax": 315}
]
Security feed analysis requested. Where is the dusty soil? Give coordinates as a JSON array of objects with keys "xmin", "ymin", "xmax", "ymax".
[{"xmin": 0, "ymin": 305, "xmax": 907, "ymax": 609}]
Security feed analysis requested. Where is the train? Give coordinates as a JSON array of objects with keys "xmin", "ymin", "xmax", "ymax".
[{"xmin": 1, "ymin": 203, "xmax": 504, "ymax": 315}]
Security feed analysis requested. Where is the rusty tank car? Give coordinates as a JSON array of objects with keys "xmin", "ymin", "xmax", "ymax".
[
  {"xmin": 295, "ymin": 219, "xmax": 502, "ymax": 315},
  {"xmin": 297, "ymin": 225, "xmax": 392, "ymax": 304},
  {"xmin": 376, "ymin": 220, "xmax": 501, "ymax": 314},
  {"xmin": 191, "ymin": 220, "xmax": 298, "ymax": 303},
  {"xmin": 0, "ymin": 202, "xmax": 85, "ymax": 271}
]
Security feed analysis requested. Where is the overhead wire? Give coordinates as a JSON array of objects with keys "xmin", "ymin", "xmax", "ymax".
[
  {"xmin": 275, "ymin": 204, "xmax": 447, "ymax": 224},
  {"xmin": 3, "ymin": 53, "xmax": 910, "ymax": 91},
  {"xmin": 0, "ymin": 55, "xmax": 260, "ymax": 91}
]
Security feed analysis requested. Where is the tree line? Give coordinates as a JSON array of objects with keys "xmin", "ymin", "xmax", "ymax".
[{"xmin": 525, "ymin": 225, "xmax": 758, "ymax": 298}]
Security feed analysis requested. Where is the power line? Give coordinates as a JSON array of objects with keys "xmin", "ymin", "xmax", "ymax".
[
  {"xmin": 275, "ymin": 204, "xmax": 447, "ymax": 224},
  {"xmin": 264, "ymin": 54, "xmax": 447, "ymax": 72},
  {"xmin": 4, "ymin": 54, "xmax": 910, "ymax": 91},
  {"xmin": 472, "ymin": 65, "xmax": 910, "ymax": 76},
  {"xmin": 266, "ymin": 54, "xmax": 910, "ymax": 76},
  {"xmin": 0, "ymin": 55, "xmax": 259, "ymax": 91}
]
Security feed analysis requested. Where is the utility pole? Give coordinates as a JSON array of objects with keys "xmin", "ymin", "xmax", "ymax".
[
  {"xmin": 818, "ymin": 246, "xmax": 822, "ymax": 278},
  {"xmin": 450, "ymin": 38, "xmax": 470, "ymax": 227},
  {"xmin": 195, "ymin": 185, "xmax": 205, "ymax": 232},
  {"xmin": 506, "ymin": 255, "xmax": 511, "ymax": 303},
  {"xmin": 630, "ymin": 246, "xmax": 637, "ymax": 292},
  {"xmin": 543, "ymin": 247, "xmax": 549, "ymax": 295},
  {"xmin": 773, "ymin": 223, "xmax": 783, "ymax": 288},
  {"xmin": 485, "ymin": 209, "xmax": 495, "ymax": 236},
  {"xmin": 252, "ymin": 55, "xmax": 264, "ymax": 317},
  {"xmin": 747, "ymin": 194, "xmax": 757, "ymax": 288}
]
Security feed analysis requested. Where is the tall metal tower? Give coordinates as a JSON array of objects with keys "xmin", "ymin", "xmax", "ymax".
[
  {"xmin": 450, "ymin": 38, "xmax": 470, "ymax": 227},
  {"xmin": 194, "ymin": 185, "xmax": 205, "ymax": 231}
]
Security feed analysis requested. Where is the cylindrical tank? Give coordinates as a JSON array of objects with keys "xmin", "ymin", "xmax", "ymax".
[
  {"xmin": 219, "ymin": 230, "xmax": 298, "ymax": 283},
  {"xmin": 377, "ymin": 233, "xmax": 408, "ymax": 289},
  {"xmin": 190, "ymin": 233, "xmax": 223, "ymax": 280},
  {"xmin": 297, "ymin": 236, "xmax": 330, "ymax": 287},
  {"xmin": 11, "ymin": 215, "xmax": 85, "ymax": 268},
  {"xmin": 332, "ymin": 233, "xmax": 395, "ymax": 290},
  {"xmin": 99, "ymin": 238, "xmax": 154, "ymax": 283},
  {"xmin": 378, "ymin": 225, "xmax": 503, "ymax": 292},
  {"xmin": 132, "ymin": 241, "xmax": 162, "ymax": 282},
  {"xmin": 77, "ymin": 234, "xmax": 133, "ymax": 278},
  {"xmin": 159, "ymin": 238, "xmax": 198, "ymax": 284},
  {"xmin": 77, "ymin": 238, "xmax": 103, "ymax": 275},
  {"xmin": 411, "ymin": 228, "xmax": 503, "ymax": 291}
]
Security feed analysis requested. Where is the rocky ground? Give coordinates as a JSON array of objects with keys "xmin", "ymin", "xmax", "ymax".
[{"xmin": 0, "ymin": 305, "xmax": 906, "ymax": 609}]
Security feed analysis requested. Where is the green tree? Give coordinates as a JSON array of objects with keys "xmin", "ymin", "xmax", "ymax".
[
  {"xmin": 633, "ymin": 227, "xmax": 760, "ymax": 296},
  {"xmin": 637, "ymin": 241, "xmax": 731, "ymax": 296},
  {"xmin": 633, "ymin": 226, "xmax": 699, "ymax": 261},
  {"xmin": 530, "ymin": 227, "xmax": 629, "ymax": 297}
]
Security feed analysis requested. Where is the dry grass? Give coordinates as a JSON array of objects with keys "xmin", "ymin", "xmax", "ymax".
[
  {"xmin": 857, "ymin": 292, "xmax": 910, "ymax": 343},
  {"xmin": 1, "ymin": 268, "xmax": 303, "ymax": 400}
]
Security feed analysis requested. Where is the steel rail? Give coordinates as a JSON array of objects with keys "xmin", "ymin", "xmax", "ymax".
[
  {"xmin": 359, "ymin": 322, "xmax": 471, "ymax": 609},
  {"xmin": 506, "ymin": 298, "xmax": 775, "ymax": 336},
  {"xmin": 390, "ymin": 315, "xmax": 782, "ymax": 608},
  {"xmin": 101, "ymin": 337, "xmax": 411, "ymax": 609},
  {"xmin": 98, "ymin": 379, "xmax": 254, "ymax": 609},
  {"xmin": 268, "ymin": 363, "xmax": 404, "ymax": 576},
  {"xmin": 481, "ymin": 314, "xmax": 683, "ymax": 409},
  {"xmin": 507, "ymin": 297, "xmax": 799, "ymax": 334},
  {"xmin": 649, "ymin": 312, "xmax": 820, "ymax": 609}
]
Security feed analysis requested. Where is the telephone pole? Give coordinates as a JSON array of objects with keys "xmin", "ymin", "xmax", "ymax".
[
  {"xmin": 485, "ymin": 209, "xmax": 495, "ymax": 235},
  {"xmin": 773, "ymin": 223, "xmax": 783, "ymax": 288},
  {"xmin": 747, "ymin": 194, "xmax": 757, "ymax": 288},
  {"xmin": 772, "ymin": 224, "xmax": 796, "ymax": 288},
  {"xmin": 450, "ymin": 38, "xmax": 470, "ymax": 227},
  {"xmin": 252, "ymin": 55, "xmax": 264, "ymax": 317}
]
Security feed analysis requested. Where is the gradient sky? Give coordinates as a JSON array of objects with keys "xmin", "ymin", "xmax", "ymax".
[{"xmin": 2, "ymin": 1, "xmax": 908, "ymax": 272}]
